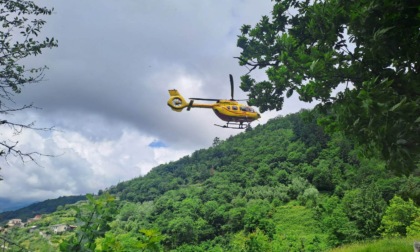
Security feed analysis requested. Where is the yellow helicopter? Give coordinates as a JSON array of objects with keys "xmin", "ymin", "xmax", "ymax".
[{"xmin": 167, "ymin": 74, "xmax": 261, "ymax": 129}]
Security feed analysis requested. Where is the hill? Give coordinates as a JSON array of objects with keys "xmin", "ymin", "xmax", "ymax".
[
  {"xmin": 0, "ymin": 195, "xmax": 86, "ymax": 225},
  {"xmin": 3, "ymin": 111, "xmax": 420, "ymax": 251},
  {"xmin": 0, "ymin": 199, "xmax": 34, "ymax": 213},
  {"xmin": 104, "ymin": 111, "xmax": 420, "ymax": 250}
]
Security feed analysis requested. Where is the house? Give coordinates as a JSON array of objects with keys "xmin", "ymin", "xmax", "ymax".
[
  {"xmin": 28, "ymin": 225, "xmax": 38, "ymax": 233},
  {"xmin": 7, "ymin": 219, "xmax": 23, "ymax": 227},
  {"xmin": 27, "ymin": 214, "xmax": 42, "ymax": 223},
  {"xmin": 50, "ymin": 224, "xmax": 69, "ymax": 234}
]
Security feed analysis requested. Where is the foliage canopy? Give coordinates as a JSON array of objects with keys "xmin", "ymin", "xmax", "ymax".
[{"xmin": 237, "ymin": 0, "xmax": 420, "ymax": 173}]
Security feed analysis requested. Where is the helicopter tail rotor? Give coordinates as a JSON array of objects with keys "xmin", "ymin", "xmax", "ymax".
[{"xmin": 167, "ymin": 89, "xmax": 189, "ymax": 112}]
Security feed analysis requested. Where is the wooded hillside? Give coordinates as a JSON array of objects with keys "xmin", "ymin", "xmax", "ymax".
[
  {"xmin": 104, "ymin": 111, "xmax": 420, "ymax": 250},
  {"xmin": 3, "ymin": 111, "xmax": 420, "ymax": 251}
]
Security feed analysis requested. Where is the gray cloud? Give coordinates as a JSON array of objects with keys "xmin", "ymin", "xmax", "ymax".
[
  {"xmin": 17, "ymin": 1, "xmax": 275, "ymax": 145},
  {"xmin": 1, "ymin": 1, "xmax": 311, "ymax": 204}
]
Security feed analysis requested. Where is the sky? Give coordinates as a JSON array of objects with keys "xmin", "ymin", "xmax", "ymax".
[{"xmin": 0, "ymin": 0, "xmax": 313, "ymax": 208}]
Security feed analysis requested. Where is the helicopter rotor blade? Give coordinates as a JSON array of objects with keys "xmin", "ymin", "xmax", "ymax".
[
  {"xmin": 229, "ymin": 74, "xmax": 234, "ymax": 100},
  {"xmin": 189, "ymin": 98, "xmax": 220, "ymax": 101}
]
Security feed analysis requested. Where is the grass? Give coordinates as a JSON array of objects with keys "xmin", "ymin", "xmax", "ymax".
[
  {"xmin": 329, "ymin": 236, "xmax": 420, "ymax": 252},
  {"xmin": 272, "ymin": 202, "xmax": 329, "ymax": 251}
]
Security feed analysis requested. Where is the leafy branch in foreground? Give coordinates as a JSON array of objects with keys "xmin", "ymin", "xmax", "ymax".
[
  {"xmin": 237, "ymin": 0, "xmax": 420, "ymax": 173},
  {"xmin": 60, "ymin": 193, "xmax": 164, "ymax": 252},
  {"xmin": 0, "ymin": 0, "xmax": 58, "ymax": 176},
  {"xmin": 59, "ymin": 193, "xmax": 118, "ymax": 252},
  {"xmin": 0, "ymin": 116, "xmax": 55, "ymax": 164}
]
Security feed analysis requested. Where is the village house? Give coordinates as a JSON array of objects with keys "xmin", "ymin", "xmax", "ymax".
[
  {"xmin": 2, "ymin": 215, "xmax": 42, "ymax": 233},
  {"xmin": 50, "ymin": 224, "xmax": 76, "ymax": 234},
  {"xmin": 27, "ymin": 214, "xmax": 42, "ymax": 223},
  {"xmin": 50, "ymin": 224, "xmax": 68, "ymax": 234},
  {"xmin": 28, "ymin": 225, "xmax": 38, "ymax": 233},
  {"xmin": 3, "ymin": 215, "xmax": 75, "ymax": 236},
  {"xmin": 7, "ymin": 219, "xmax": 23, "ymax": 228}
]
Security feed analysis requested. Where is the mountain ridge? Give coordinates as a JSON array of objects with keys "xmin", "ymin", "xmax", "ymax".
[{"xmin": 0, "ymin": 195, "xmax": 86, "ymax": 225}]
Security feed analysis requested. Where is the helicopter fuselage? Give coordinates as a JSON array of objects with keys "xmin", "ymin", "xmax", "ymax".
[
  {"xmin": 211, "ymin": 100, "xmax": 259, "ymax": 123},
  {"xmin": 167, "ymin": 90, "xmax": 260, "ymax": 127}
]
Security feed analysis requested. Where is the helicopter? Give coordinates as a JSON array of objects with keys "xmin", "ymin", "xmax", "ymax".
[{"xmin": 167, "ymin": 74, "xmax": 261, "ymax": 129}]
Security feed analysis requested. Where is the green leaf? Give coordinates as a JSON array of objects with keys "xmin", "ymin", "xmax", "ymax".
[
  {"xmin": 353, "ymin": 118, "xmax": 360, "ymax": 126},
  {"xmin": 373, "ymin": 26, "xmax": 395, "ymax": 41},
  {"xmin": 310, "ymin": 59, "xmax": 319, "ymax": 72},
  {"xmin": 389, "ymin": 97, "xmax": 406, "ymax": 112},
  {"xmin": 286, "ymin": 88, "xmax": 294, "ymax": 98}
]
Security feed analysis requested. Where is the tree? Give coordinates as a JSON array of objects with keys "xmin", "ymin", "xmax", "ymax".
[
  {"xmin": 379, "ymin": 195, "xmax": 420, "ymax": 237},
  {"xmin": 341, "ymin": 185, "xmax": 386, "ymax": 238},
  {"xmin": 95, "ymin": 229, "xmax": 164, "ymax": 252},
  {"xmin": 237, "ymin": 0, "xmax": 420, "ymax": 173},
  {"xmin": 0, "ymin": 0, "xmax": 58, "ymax": 177},
  {"xmin": 318, "ymin": 196, "xmax": 360, "ymax": 246},
  {"xmin": 212, "ymin": 137, "xmax": 222, "ymax": 147},
  {"xmin": 407, "ymin": 216, "xmax": 420, "ymax": 237}
]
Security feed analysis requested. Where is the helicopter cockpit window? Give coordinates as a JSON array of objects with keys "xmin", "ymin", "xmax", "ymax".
[
  {"xmin": 232, "ymin": 105, "xmax": 238, "ymax": 110},
  {"xmin": 240, "ymin": 106, "xmax": 254, "ymax": 112},
  {"xmin": 227, "ymin": 106, "xmax": 231, "ymax": 110}
]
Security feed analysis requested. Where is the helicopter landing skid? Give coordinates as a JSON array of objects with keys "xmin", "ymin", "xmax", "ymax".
[{"xmin": 214, "ymin": 122, "xmax": 250, "ymax": 129}]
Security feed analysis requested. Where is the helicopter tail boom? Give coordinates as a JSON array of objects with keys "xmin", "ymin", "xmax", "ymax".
[{"xmin": 167, "ymin": 89, "xmax": 189, "ymax": 112}]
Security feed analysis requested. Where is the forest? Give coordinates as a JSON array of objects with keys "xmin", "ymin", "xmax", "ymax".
[{"xmin": 3, "ymin": 111, "xmax": 420, "ymax": 251}]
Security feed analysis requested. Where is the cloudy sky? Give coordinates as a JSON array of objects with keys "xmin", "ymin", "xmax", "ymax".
[{"xmin": 0, "ymin": 0, "xmax": 313, "ymax": 208}]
